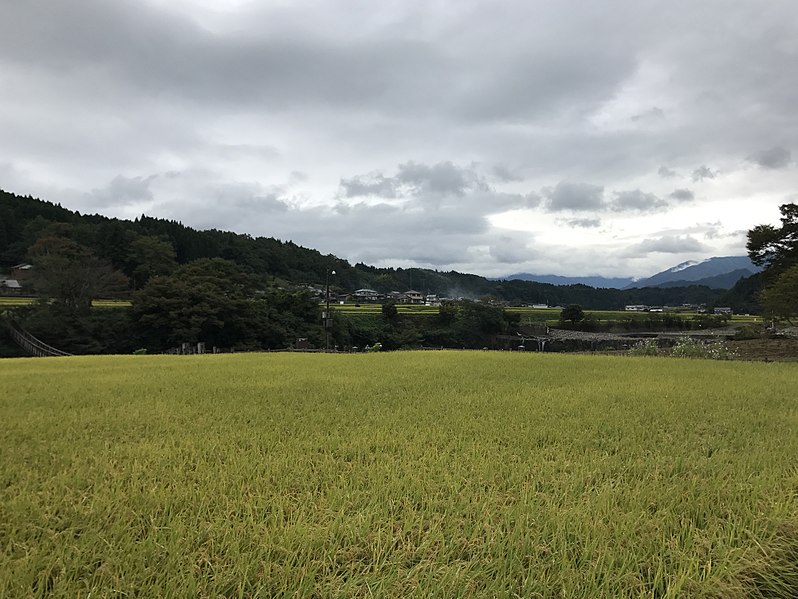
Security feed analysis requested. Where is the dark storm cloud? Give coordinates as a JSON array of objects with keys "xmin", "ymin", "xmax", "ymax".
[
  {"xmin": 669, "ymin": 189, "xmax": 695, "ymax": 202},
  {"xmin": 544, "ymin": 182, "xmax": 605, "ymax": 212},
  {"xmin": 611, "ymin": 190, "xmax": 667, "ymax": 212},
  {"xmin": 747, "ymin": 146, "xmax": 792, "ymax": 169}
]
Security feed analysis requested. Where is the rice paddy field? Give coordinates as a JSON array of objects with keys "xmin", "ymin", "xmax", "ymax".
[
  {"xmin": 0, "ymin": 298, "xmax": 132, "ymax": 308},
  {"xmin": 1, "ymin": 352, "xmax": 796, "ymax": 597},
  {"xmin": 327, "ymin": 303, "xmax": 762, "ymax": 326}
]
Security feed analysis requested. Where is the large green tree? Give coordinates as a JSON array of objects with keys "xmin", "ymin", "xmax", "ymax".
[
  {"xmin": 747, "ymin": 203, "xmax": 798, "ymax": 276},
  {"xmin": 560, "ymin": 304, "xmax": 585, "ymax": 325},
  {"xmin": 132, "ymin": 258, "xmax": 259, "ymax": 350},
  {"xmin": 747, "ymin": 203, "xmax": 798, "ymax": 321},
  {"xmin": 127, "ymin": 235, "xmax": 178, "ymax": 289},
  {"xmin": 28, "ymin": 232, "xmax": 128, "ymax": 313},
  {"xmin": 132, "ymin": 258, "xmax": 325, "ymax": 351},
  {"xmin": 760, "ymin": 264, "xmax": 798, "ymax": 324}
]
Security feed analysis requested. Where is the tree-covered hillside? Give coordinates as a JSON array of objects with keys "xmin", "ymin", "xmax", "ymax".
[{"xmin": 1, "ymin": 188, "xmax": 737, "ymax": 310}]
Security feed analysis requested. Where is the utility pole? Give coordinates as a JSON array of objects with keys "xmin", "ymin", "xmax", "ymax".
[{"xmin": 324, "ymin": 269, "xmax": 336, "ymax": 351}]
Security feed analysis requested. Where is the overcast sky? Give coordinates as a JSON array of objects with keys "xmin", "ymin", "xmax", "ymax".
[{"xmin": 1, "ymin": 0, "xmax": 796, "ymax": 278}]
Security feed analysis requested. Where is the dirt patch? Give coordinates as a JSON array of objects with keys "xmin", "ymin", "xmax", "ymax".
[{"xmin": 727, "ymin": 338, "xmax": 798, "ymax": 362}]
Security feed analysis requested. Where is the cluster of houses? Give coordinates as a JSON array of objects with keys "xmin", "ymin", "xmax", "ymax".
[
  {"xmin": 0, "ymin": 263, "xmax": 31, "ymax": 296},
  {"xmin": 307, "ymin": 286, "xmax": 451, "ymax": 306},
  {"xmin": 352, "ymin": 289, "xmax": 450, "ymax": 306},
  {"xmin": 624, "ymin": 303, "xmax": 732, "ymax": 315}
]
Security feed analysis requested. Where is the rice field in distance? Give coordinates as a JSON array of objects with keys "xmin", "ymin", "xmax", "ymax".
[
  {"xmin": 0, "ymin": 297, "xmax": 132, "ymax": 308},
  {"xmin": 0, "ymin": 296, "xmax": 762, "ymax": 325},
  {"xmin": 1, "ymin": 351, "xmax": 796, "ymax": 597}
]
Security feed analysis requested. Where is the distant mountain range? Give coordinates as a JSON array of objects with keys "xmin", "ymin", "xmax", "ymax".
[
  {"xmin": 502, "ymin": 256, "xmax": 761, "ymax": 290},
  {"xmin": 499, "ymin": 274, "xmax": 636, "ymax": 288}
]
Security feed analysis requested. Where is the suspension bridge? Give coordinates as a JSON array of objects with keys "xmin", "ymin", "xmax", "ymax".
[{"xmin": 3, "ymin": 316, "xmax": 72, "ymax": 357}]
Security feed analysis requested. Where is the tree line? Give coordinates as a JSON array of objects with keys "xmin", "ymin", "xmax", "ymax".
[{"xmin": 2, "ymin": 188, "xmax": 790, "ymax": 355}]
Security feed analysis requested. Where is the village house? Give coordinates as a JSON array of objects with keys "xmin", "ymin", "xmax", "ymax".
[
  {"xmin": 401, "ymin": 290, "xmax": 424, "ymax": 304},
  {"xmin": 10, "ymin": 263, "xmax": 33, "ymax": 281},
  {"xmin": 352, "ymin": 288, "xmax": 384, "ymax": 302},
  {"xmin": 425, "ymin": 294, "xmax": 441, "ymax": 306},
  {"xmin": 0, "ymin": 278, "xmax": 23, "ymax": 295}
]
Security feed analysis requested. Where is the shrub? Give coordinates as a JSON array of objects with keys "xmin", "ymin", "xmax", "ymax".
[
  {"xmin": 733, "ymin": 324, "xmax": 764, "ymax": 340},
  {"xmin": 628, "ymin": 339, "xmax": 660, "ymax": 356},
  {"xmin": 671, "ymin": 337, "xmax": 737, "ymax": 360}
]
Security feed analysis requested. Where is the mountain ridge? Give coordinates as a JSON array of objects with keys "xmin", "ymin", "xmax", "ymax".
[
  {"xmin": 501, "ymin": 256, "xmax": 760, "ymax": 290},
  {"xmin": 625, "ymin": 256, "xmax": 760, "ymax": 289}
]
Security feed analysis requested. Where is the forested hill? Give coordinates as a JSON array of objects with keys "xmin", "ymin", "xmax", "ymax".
[{"xmin": 0, "ymin": 188, "xmax": 743, "ymax": 309}]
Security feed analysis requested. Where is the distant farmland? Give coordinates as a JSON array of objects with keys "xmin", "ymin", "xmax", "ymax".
[
  {"xmin": 1, "ymin": 352, "xmax": 795, "ymax": 597},
  {"xmin": 0, "ymin": 296, "xmax": 762, "ymax": 325},
  {"xmin": 0, "ymin": 297, "xmax": 132, "ymax": 308}
]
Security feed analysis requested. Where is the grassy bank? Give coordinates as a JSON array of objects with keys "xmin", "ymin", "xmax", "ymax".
[{"xmin": 1, "ymin": 352, "xmax": 796, "ymax": 597}]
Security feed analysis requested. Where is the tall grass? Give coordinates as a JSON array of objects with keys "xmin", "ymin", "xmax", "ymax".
[{"xmin": 1, "ymin": 352, "xmax": 796, "ymax": 597}]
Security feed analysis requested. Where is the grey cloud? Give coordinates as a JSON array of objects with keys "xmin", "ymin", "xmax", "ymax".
[
  {"xmin": 489, "ymin": 235, "xmax": 534, "ymax": 264},
  {"xmin": 747, "ymin": 146, "xmax": 792, "ymax": 169},
  {"xmin": 631, "ymin": 107, "xmax": 665, "ymax": 122},
  {"xmin": 338, "ymin": 162, "xmax": 537, "ymax": 215},
  {"xmin": 544, "ymin": 181, "xmax": 605, "ymax": 212},
  {"xmin": 127, "ymin": 171, "xmax": 293, "ymax": 231},
  {"xmin": 621, "ymin": 235, "xmax": 707, "ymax": 257},
  {"xmin": 340, "ymin": 173, "xmax": 398, "ymax": 198},
  {"xmin": 340, "ymin": 162, "xmax": 486, "ymax": 199},
  {"xmin": 3, "ymin": 0, "xmax": 798, "ymax": 278},
  {"xmin": 0, "ymin": 1, "xmax": 454, "ymax": 116},
  {"xmin": 149, "ymin": 165, "xmax": 499, "ymax": 266},
  {"xmin": 84, "ymin": 175, "xmax": 156, "ymax": 208},
  {"xmin": 520, "ymin": 192, "xmax": 543, "ymax": 209},
  {"xmin": 280, "ymin": 200, "xmax": 489, "ymax": 266},
  {"xmin": 611, "ymin": 189, "xmax": 667, "ymax": 212},
  {"xmin": 396, "ymin": 162, "xmax": 485, "ymax": 196},
  {"xmin": 289, "ymin": 171, "xmax": 308, "ymax": 183},
  {"xmin": 491, "ymin": 164, "xmax": 524, "ymax": 182},
  {"xmin": 669, "ymin": 188, "xmax": 695, "ymax": 202},
  {"xmin": 0, "ymin": 0, "xmax": 643, "ymax": 125},
  {"xmin": 559, "ymin": 218, "xmax": 602, "ymax": 229},
  {"xmin": 127, "ymin": 164, "xmax": 551, "ymax": 270},
  {"xmin": 658, "ymin": 166, "xmax": 678, "ymax": 178},
  {"xmin": 213, "ymin": 144, "xmax": 279, "ymax": 161},
  {"xmin": 692, "ymin": 166, "xmax": 716, "ymax": 181}
]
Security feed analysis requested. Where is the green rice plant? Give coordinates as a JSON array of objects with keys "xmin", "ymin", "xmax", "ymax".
[{"xmin": 0, "ymin": 352, "xmax": 795, "ymax": 597}]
